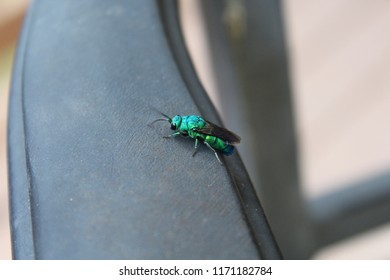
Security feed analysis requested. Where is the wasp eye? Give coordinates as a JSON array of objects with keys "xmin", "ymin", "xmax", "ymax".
[{"xmin": 170, "ymin": 123, "xmax": 177, "ymax": 130}]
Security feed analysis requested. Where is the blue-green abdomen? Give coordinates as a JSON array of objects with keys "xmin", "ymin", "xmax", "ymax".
[{"xmin": 204, "ymin": 135, "xmax": 235, "ymax": 156}]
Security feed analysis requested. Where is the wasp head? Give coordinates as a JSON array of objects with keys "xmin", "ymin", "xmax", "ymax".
[
  {"xmin": 170, "ymin": 115, "xmax": 182, "ymax": 130},
  {"xmin": 150, "ymin": 112, "xmax": 181, "ymax": 131}
]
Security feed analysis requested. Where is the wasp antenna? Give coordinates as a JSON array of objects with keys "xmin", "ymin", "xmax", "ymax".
[
  {"xmin": 149, "ymin": 118, "xmax": 171, "ymax": 126},
  {"xmin": 150, "ymin": 106, "xmax": 172, "ymax": 120},
  {"xmin": 158, "ymin": 112, "xmax": 172, "ymax": 121}
]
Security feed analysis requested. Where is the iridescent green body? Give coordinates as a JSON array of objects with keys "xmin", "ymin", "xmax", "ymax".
[
  {"xmin": 152, "ymin": 114, "xmax": 240, "ymax": 164},
  {"xmin": 173, "ymin": 115, "xmax": 235, "ymax": 156}
]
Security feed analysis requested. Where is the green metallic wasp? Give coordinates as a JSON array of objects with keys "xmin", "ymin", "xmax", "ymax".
[{"xmin": 151, "ymin": 113, "xmax": 241, "ymax": 164}]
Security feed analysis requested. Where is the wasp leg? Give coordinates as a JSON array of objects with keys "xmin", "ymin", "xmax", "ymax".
[
  {"xmin": 192, "ymin": 138, "xmax": 200, "ymax": 157},
  {"xmin": 163, "ymin": 131, "xmax": 181, "ymax": 139},
  {"xmin": 204, "ymin": 142, "xmax": 223, "ymax": 165}
]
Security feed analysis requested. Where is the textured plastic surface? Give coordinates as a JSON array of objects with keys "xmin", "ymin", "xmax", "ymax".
[{"xmin": 8, "ymin": 0, "xmax": 280, "ymax": 259}]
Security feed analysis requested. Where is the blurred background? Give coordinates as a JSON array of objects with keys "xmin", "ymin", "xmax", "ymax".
[
  {"xmin": 1, "ymin": 0, "xmax": 389, "ymax": 259},
  {"xmin": 0, "ymin": 0, "xmax": 30, "ymax": 260}
]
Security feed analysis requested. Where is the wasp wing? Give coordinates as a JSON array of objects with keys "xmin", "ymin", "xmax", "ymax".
[{"xmin": 195, "ymin": 120, "xmax": 241, "ymax": 144}]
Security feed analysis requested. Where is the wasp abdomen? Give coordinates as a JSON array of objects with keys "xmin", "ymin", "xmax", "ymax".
[{"xmin": 204, "ymin": 135, "xmax": 235, "ymax": 156}]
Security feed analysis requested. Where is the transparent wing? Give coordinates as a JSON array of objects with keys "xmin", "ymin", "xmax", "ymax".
[{"xmin": 195, "ymin": 120, "xmax": 241, "ymax": 144}]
